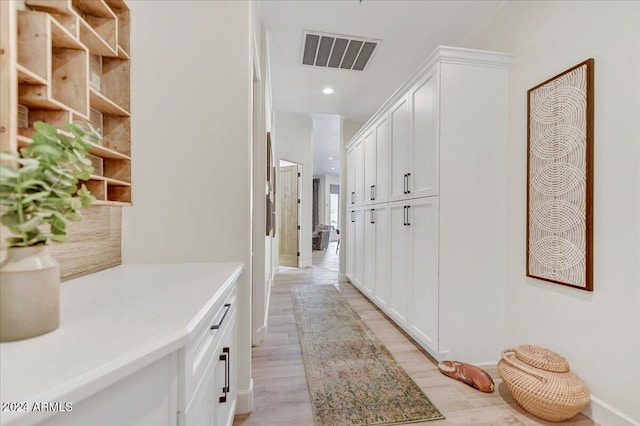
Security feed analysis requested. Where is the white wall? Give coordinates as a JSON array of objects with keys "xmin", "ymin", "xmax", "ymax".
[
  {"xmin": 339, "ymin": 120, "xmax": 364, "ymax": 277},
  {"xmin": 273, "ymin": 111, "xmax": 313, "ymax": 267},
  {"xmin": 123, "ymin": 0, "xmax": 254, "ymax": 412},
  {"xmin": 462, "ymin": 2, "xmax": 640, "ymax": 424},
  {"xmin": 250, "ymin": 5, "xmax": 273, "ymax": 347}
]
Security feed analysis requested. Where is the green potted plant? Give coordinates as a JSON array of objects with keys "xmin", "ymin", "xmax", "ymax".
[{"xmin": 0, "ymin": 121, "xmax": 96, "ymax": 342}]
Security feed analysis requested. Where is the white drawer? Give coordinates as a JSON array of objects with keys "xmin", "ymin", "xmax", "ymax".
[{"xmin": 183, "ymin": 284, "xmax": 237, "ymax": 406}]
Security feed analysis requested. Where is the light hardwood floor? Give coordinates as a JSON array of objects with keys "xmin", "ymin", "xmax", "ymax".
[{"xmin": 233, "ymin": 242, "xmax": 597, "ymax": 426}]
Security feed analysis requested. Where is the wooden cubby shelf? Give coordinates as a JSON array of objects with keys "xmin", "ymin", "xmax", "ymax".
[
  {"xmin": 6, "ymin": 0, "xmax": 132, "ymax": 207},
  {"xmin": 90, "ymin": 88, "xmax": 130, "ymax": 116},
  {"xmin": 26, "ymin": 0, "xmax": 119, "ymax": 57},
  {"xmin": 17, "ymin": 10, "xmax": 89, "ymax": 118},
  {"xmin": 17, "ymin": 64, "xmax": 48, "ymax": 85}
]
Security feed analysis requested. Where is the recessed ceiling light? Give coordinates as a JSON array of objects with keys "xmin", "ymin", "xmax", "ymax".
[
  {"xmin": 329, "ymin": 156, "xmax": 333, "ymax": 160},
  {"xmin": 331, "ymin": 167, "xmax": 336, "ymax": 170},
  {"xmin": 323, "ymin": 87, "xmax": 334, "ymax": 95}
]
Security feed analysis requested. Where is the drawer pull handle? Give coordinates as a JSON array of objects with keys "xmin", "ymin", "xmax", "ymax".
[
  {"xmin": 210, "ymin": 303, "xmax": 231, "ymax": 330},
  {"xmin": 219, "ymin": 347, "xmax": 230, "ymax": 403}
]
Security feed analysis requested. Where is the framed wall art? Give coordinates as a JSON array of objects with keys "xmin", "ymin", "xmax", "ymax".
[{"xmin": 526, "ymin": 59, "xmax": 594, "ymax": 291}]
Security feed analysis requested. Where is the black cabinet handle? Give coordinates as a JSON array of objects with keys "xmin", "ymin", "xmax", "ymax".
[
  {"xmin": 406, "ymin": 173, "xmax": 411, "ymax": 194},
  {"xmin": 219, "ymin": 346, "xmax": 230, "ymax": 403},
  {"xmin": 370, "ymin": 185, "xmax": 376, "ymax": 200},
  {"xmin": 211, "ymin": 303, "xmax": 231, "ymax": 330},
  {"xmin": 351, "ymin": 191, "xmax": 355, "ymax": 204},
  {"xmin": 403, "ymin": 174, "xmax": 408, "ymax": 194},
  {"xmin": 406, "ymin": 205, "xmax": 411, "ymax": 226},
  {"xmin": 370, "ymin": 208, "xmax": 375, "ymax": 224},
  {"xmin": 223, "ymin": 347, "xmax": 230, "ymax": 393}
]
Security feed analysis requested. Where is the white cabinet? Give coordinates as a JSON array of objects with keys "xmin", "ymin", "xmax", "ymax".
[
  {"xmin": 346, "ymin": 209, "xmax": 355, "ymax": 280},
  {"xmin": 389, "ymin": 71, "xmax": 438, "ymax": 202},
  {"xmin": 389, "ymin": 202, "xmax": 411, "ymax": 324},
  {"xmin": 343, "ymin": 46, "xmax": 511, "ymax": 364},
  {"xmin": 363, "ymin": 115, "xmax": 390, "ymax": 205},
  {"xmin": 363, "ymin": 128, "xmax": 376, "ymax": 205},
  {"xmin": 0, "ymin": 264, "xmax": 243, "ymax": 426},
  {"xmin": 372, "ymin": 206, "xmax": 390, "ymax": 309},
  {"xmin": 182, "ymin": 285, "xmax": 237, "ymax": 426},
  {"xmin": 408, "ymin": 70, "xmax": 438, "ymax": 198},
  {"xmin": 389, "ymin": 198, "xmax": 438, "ymax": 352},
  {"xmin": 363, "ymin": 206, "xmax": 390, "ymax": 305},
  {"xmin": 406, "ymin": 197, "xmax": 439, "ymax": 354},
  {"xmin": 389, "ymin": 96, "xmax": 410, "ymax": 201},
  {"xmin": 346, "ymin": 138, "xmax": 364, "ymax": 206},
  {"xmin": 346, "ymin": 208, "xmax": 365, "ymax": 290}
]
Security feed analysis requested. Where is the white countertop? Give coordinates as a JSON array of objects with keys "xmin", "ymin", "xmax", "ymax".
[{"xmin": 0, "ymin": 262, "xmax": 243, "ymax": 425}]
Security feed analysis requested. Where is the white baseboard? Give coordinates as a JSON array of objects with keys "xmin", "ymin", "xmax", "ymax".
[
  {"xmin": 582, "ymin": 395, "xmax": 639, "ymax": 426},
  {"xmin": 252, "ymin": 326, "xmax": 266, "ymax": 347},
  {"xmin": 235, "ymin": 379, "xmax": 254, "ymax": 415},
  {"xmin": 300, "ymin": 260, "xmax": 312, "ymax": 268}
]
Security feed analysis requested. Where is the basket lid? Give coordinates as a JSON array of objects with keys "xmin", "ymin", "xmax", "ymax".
[{"xmin": 514, "ymin": 345, "xmax": 570, "ymax": 373}]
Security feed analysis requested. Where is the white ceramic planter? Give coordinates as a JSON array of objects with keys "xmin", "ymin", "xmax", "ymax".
[{"xmin": 0, "ymin": 245, "xmax": 60, "ymax": 342}]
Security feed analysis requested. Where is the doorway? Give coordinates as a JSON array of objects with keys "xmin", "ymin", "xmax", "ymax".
[{"xmin": 278, "ymin": 160, "xmax": 301, "ymax": 267}]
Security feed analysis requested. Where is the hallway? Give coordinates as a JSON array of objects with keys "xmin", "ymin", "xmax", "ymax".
[{"xmin": 234, "ymin": 247, "xmax": 597, "ymax": 426}]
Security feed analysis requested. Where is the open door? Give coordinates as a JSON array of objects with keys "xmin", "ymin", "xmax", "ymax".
[{"xmin": 279, "ymin": 164, "xmax": 299, "ymax": 266}]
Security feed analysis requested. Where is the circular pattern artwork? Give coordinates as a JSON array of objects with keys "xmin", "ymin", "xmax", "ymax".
[{"xmin": 527, "ymin": 60, "xmax": 593, "ymax": 290}]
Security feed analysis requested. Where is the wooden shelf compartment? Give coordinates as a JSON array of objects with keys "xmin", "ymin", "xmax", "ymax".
[
  {"xmin": 107, "ymin": 3, "xmax": 129, "ymax": 58},
  {"xmin": 90, "ymin": 87, "xmax": 129, "ymax": 116},
  {"xmin": 49, "ymin": 13, "xmax": 79, "ymax": 39},
  {"xmin": 17, "ymin": 64, "xmax": 48, "ymax": 85},
  {"xmin": 102, "ymin": 115, "xmax": 130, "ymax": 156},
  {"xmin": 87, "ymin": 141, "xmax": 130, "ymax": 160},
  {"xmin": 107, "ymin": 186, "xmax": 131, "ymax": 203},
  {"xmin": 103, "ymin": 158, "xmax": 130, "ymax": 182},
  {"xmin": 83, "ymin": 178, "xmax": 106, "ymax": 202},
  {"xmin": 51, "ymin": 47, "xmax": 89, "ymax": 116},
  {"xmin": 26, "ymin": 0, "xmax": 117, "ymax": 57},
  {"xmin": 101, "ymin": 57, "xmax": 129, "ymax": 112},
  {"xmin": 89, "ymin": 174, "xmax": 131, "ymax": 187},
  {"xmin": 17, "ymin": 109, "xmax": 72, "ymax": 137},
  {"xmin": 17, "ymin": 11, "xmax": 89, "ymax": 117}
]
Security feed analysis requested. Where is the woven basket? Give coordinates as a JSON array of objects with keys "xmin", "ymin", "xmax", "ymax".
[{"xmin": 498, "ymin": 345, "xmax": 590, "ymax": 422}]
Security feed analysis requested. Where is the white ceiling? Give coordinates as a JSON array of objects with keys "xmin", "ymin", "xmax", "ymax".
[{"xmin": 260, "ymin": 0, "xmax": 504, "ymax": 176}]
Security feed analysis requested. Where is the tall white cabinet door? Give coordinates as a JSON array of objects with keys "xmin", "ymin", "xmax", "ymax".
[
  {"xmin": 389, "ymin": 96, "xmax": 409, "ymax": 201},
  {"xmin": 353, "ymin": 140, "xmax": 364, "ymax": 206},
  {"xmin": 407, "ymin": 197, "xmax": 439, "ymax": 354},
  {"xmin": 389, "ymin": 201, "xmax": 411, "ymax": 324},
  {"xmin": 373, "ymin": 206, "xmax": 390, "ymax": 309},
  {"xmin": 363, "ymin": 128, "xmax": 377, "ymax": 205},
  {"xmin": 374, "ymin": 116, "xmax": 389, "ymax": 203},
  {"xmin": 346, "ymin": 147, "xmax": 356, "ymax": 207},
  {"xmin": 354, "ymin": 208, "xmax": 365, "ymax": 287},
  {"xmin": 363, "ymin": 208, "xmax": 376, "ymax": 296},
  {"xmin": 346, "ymin": 209, "xmax": 356, "ymax": 280},
  {"xmin": 409, "ymin": 70, "xmax": 438, "ymax": 198}
]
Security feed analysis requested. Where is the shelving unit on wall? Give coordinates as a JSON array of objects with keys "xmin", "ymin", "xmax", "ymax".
[
  {"xmin": 4, "ymin": 0, "xmax": 132, "ymax": 205},
  {"xmin": 0, "ymin": 0, "xmax": 131, "ymax": 279}
]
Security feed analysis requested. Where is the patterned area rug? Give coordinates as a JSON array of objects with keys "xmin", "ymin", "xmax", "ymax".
[{"xmin": 291, "ymin": 285, "xmax": 444, "ymax": 425}]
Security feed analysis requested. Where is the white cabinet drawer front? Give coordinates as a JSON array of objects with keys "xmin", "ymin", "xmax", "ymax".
[
  {"xmin": 184, "ymin": 285, "xmax": 237, "ymax": 406},
  {"xmin": 183, "ymin": 315, "xmax": 236, "ymax": 426}
]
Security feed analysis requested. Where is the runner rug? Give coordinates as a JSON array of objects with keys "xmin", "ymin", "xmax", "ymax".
[{"xmin": 291, "ymin": 284, "xmax": 444, "ymax": 425}]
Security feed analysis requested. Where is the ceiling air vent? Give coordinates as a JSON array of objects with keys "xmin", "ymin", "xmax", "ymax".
[{"xmin": 302, "ymin": 31, "xmax": 379, "ymax": 71}]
